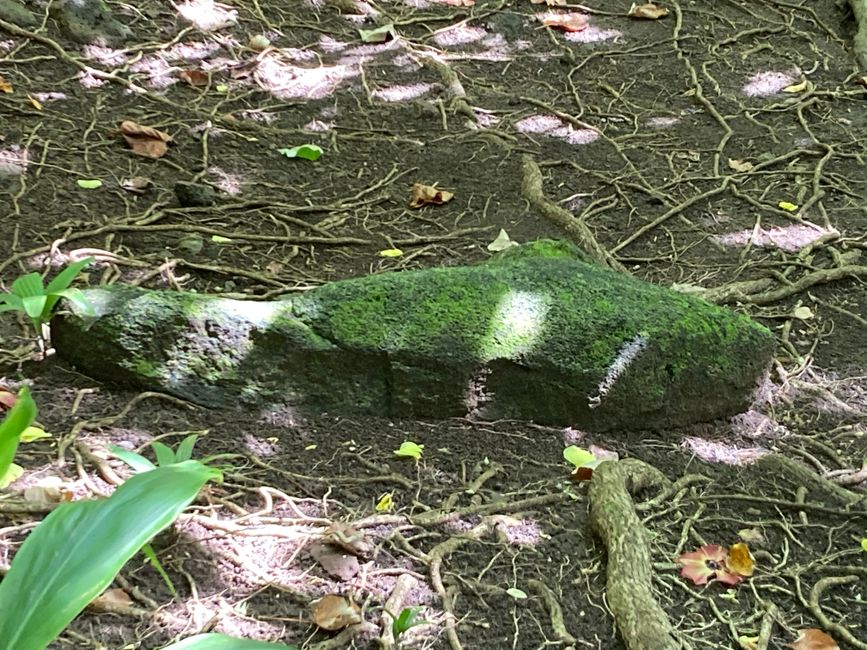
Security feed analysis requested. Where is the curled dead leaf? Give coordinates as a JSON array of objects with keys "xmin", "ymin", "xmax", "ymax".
[
  {"xmin": 88, "ymin": 587, "xmax": 134, "ymax": 613},
  {"xmin": 787, "ymin": 628, "xmax": 839, "ymax": 650},
  {"xmin": 311, "ymin": 594, "xmax": 362, "ymax": 631},
  {"xmin": 179, "ymin": 69, "xmax": 210, "ymax": 87},
  {"xmin": 540, "ymin": 12, "xmax": 589, "ymax": 32},
  {"xmin": 121, "ymin": 176, "xmax": 153, "ymax": 194},
  {"xmin": 627, "ymin": 2, "xmax": 669, "ymax": 19},
  {"xmin": 728, "ymin": 158, "xmax": 754, "ymax": 173},
  {"xmin": 117, "ymin": 121, "xmax": 173, "ymax": 159},
  {"xmin": 409, "ymin": 183, "xmax": 454, "ymax": 209},
  {"xmin": 725, "ymin": 542, "xmax": 754, "ymax": 577}
]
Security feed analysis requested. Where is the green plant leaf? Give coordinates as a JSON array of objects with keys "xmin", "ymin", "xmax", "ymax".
[
  {"xmin": 358, "ymin": 23, "xmax": 396, "ymax": 43},
  {"xmin": 76, "ymin": 179, "xmax": 103, "ymax": 189},
  {"xmin": 109, "ymin": 443, "xmax": 157, "ymax": 473},
  {"xmin": 21, "ymin": 294, "xmax": 48, "ymax": 321},
  {"xmin": 175, "ymin": 434, "xmax": 199, "ymax": 462},
  {"xmin": 0, "ymin": 461, "xmax": 221, "ymax": 649},
  {"xmin": 277, "ymin": 144, "xmax": 323, "ymax": 161},
  {"xmin": 394, "ymin": 441, "xmax": 424, "ymax": 460},
  {"xmin": 141, "ymin": 542, "xmax": 177, "ymax": 598},
  {"xmin": 0, "ymin": 385, "xmax": 37, "ymax": 483},
  {"xmin": 506, "ymin": 587, "xmax": 528, "ymax": 600},
  {"xmin": 19, "ymin": 426, "xmax": 51, "ymax": 442},
  {"xmin": 211, "ymin": 235, "xmax": 233, "ymax": 244},
  {"xmin": 392, "ymin": 606, "xmax": 424, "ymax": 637},
  {"xmin": 151, "ymin": 441, "xmax": 177, "ymax": 467},
  {"xmin": 562, "ymin": 446, "xmax": 595, "ymax": 468},
  {"xmin": 45, "ymin": 257, "xmax": 94, "ymax": 294},
  {"xmin": 0, "ymin": 293, "xmax": 25, "ymax": 311},
  {"xmin": 861, "ymin": 538, "xmax": 867, "ymax": 552},
  {"xmin": 0, "ymin": 462, "xmax": 24, "ymax": 489},
  {"xmin": 378, "ymin": 248, "xmax": 403, "ymax": 258},
  {"xmin": 10, "ymin": 272, "xmax": 44, "ymax": 299},
  {"xmin": 163, "ymin": 633, "xmax": 295, "ymax": 649},
  {"xmin": 47, "ymin": 287, "xmax": 95, "ymax": 320}
]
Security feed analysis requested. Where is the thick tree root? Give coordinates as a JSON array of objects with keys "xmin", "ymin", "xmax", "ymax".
[
  {"xmin": 850, "ymin": 0, "xmax": 867, "ymax": 72},
  {"xmin": 588, "ymin": 459, "xmax": 685, "ymax": 650}
]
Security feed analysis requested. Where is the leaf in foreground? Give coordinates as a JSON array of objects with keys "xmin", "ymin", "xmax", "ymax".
[
  {"xmin": 0, "ymin": 461, "xmax": 220, "ymax": 649},
  {"xmin": 164, "ymin": 633, "xmax": 295, "ymax": 649}
]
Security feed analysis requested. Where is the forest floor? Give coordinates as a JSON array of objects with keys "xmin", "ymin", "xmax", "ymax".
[{"xmin": 1, "ymin": 0, "xmax": 867, "ymax": 648}]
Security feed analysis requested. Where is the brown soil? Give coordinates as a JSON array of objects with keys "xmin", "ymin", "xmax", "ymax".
[{"xmin": 1, "ymin": 1, "xmax": 866, "ymax": 649}]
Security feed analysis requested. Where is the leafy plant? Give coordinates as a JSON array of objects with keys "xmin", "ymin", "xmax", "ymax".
[
  {"xmin": 391, "ymin": 606, "xmax": 427, "ymax": 642},
  {"xmin": 0, "ymin": 257, "xmax": 95, "ymax": 339},
  {"xmin": 0, "ymin": 460, "xmax": 221, "ymax": 648},
  {"xmin": 0, "ymin": 385, "xmax": 37, "ymax": 488},
  {"xmin": 394, "ymin": 441, "xmax": 424, "ymax": 461},
  {"xmin": 110, "ymin": 433, "xmax": 201, "ymax": 472},
  {"xmin": 163, "ymin": 633, "xmax": 295, "ymax": 649}
]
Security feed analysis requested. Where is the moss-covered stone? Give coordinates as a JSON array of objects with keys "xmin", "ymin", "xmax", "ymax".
[{"xmin": 53, "ymin": 241, "xmax": 775, "ymax": 431}]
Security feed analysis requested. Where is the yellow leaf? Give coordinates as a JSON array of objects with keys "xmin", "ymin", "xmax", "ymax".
[
  {"xmin": 28, "ymin": 94, "xmax": 43, "ymax": 110},
  {"xmin": 378, "ymin": 248, "xmax": 403, "ymax": 258},
  {"xmin": 375, "ymin": 492, "xmax": 394, "ymax": 512},
  {"xmin": 778, "ymin": 201, "xmax": 798, "ymax": 212},
  {"xmin": 726, "ymin": 542, "xmax": 755, "ymax": 577},
  {"xmin": 0, "ymin": 463, "xmax": 24, "ymax": 489},
  {"xmin": 0, "ymin": 75, "xmax": 12, "ymax": 93},
  {"xmin": 782, "ymin": 80, "xmax": 808, "ymax": 93},
  {"xmin": 20, "ymin": 426, "xmax": 52, "ymax": 442},
  {"xmin": 394, "ymin": 441, "xmax": 424, "ymax": 460}
]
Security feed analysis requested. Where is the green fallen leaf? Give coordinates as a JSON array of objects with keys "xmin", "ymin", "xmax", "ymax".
[
  {"xmin": 861, "ymin": 538, "xmax": 867, "ymax": 552},
  {"xmin": 378, "ymin": 248, "xmax": 403, "ymax": 258},
  {"xmin": 487, "ymin": 229, "xmax": 519, "ymax": 252},
  {"xmin": 394, "ymin": 441, "xmax": 423, "ymax": 461},
  {"xmin": 0, "ymin": 462, "xmax": 24, "ymax": 489},
  {"xmin": 358, "ymin": 23, "xmax": 396, "ymax": 44},
  {"xmin": 563, "ymin": 445, "xmax": 595, "ymax": 468},
  {"xmin": 215, "ymin": 83, "xmax": 229, "ymax": 93},
  {"xmin": 19, "ymin": 426, "xmax": 51, "ymax": 443},
  {"xmin": 278, "ymin": 144, "xmax": 323, "ymax": 161},
  {"xmin": 506, "ymin": 588, "xmax": 527, "ymax": 600},
  {"xmin": 76, "ymin": 179, "xmax": 103, "ymax": 189},
  {"xmin": 210, "ymin": 235, "xmax": 233, "ymax": 244},
  {"xmin": 778, "ymin": 201, "xmax": 798, "ymax": 212}
]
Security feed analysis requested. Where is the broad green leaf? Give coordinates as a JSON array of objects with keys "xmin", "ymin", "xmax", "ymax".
[
  {"xmin": 358, "ymin": 23, "xmax": 396, "ymax": 43},
  {"xmin": 0, "ymin": 293, "xmax": 25, "ymax": 311},
  {"xmin": 152, "ymin": 441, "xmax": 177, "ymax": 466},
  {"xmin": 10, "ymin": 272, "xmax": 44, "ymax": 299},
  {"xmin": 0, "ymin": 461, "xmax": 221, "ymax": 649},
  {"xmin": 175, "ymin": 434, "xmax": 199, "ymax": 463},
  {"xmin": 861, "ymin": 538, "xmax": 867, "ymax": 552},
  {"xmin": 0, "ymin": 385, "xmax": 37, "ymax": 482},
  {"xmin": 393, "ymin": 606, "xmax": 424, "ymax": 637},
  {"xmin": 164, "ymin": 633, "xmax": 295, "ymax": 649},
  {"xmin": 562, "ymin": 446, "xmax": 595, "ymax": 468},
  {"xmin": 45, "ymin": 257, "xmax": 94, "ymax": 294},
  {"xmin": 378, "ymin": 248, "xmax": 403, "ymax": 258},
  {"xmin": 277, "ymin": 144, "xmax": 323, "ymax": 161},
  {"xmin": 0, "ymin": 462, "xmax": 24, "ymax": 488},
  {"xmin": 109, "ymin": 443, "xmax": 157, "ymax": 473},
  {"xmin": 21, "ymin": 294, "xmax": 48, "ymax": 321},
  {"xmin": 215, "ymin": 83, "xmax": 229, "ymax": 93},
  {"xmin": 506, "ymin": 587, "xmax": 528, "ymax": 600},
  {"xmin": 211, "ymin": 235, "xmax": 233, "ymax": 244},
  {"xmin": 47, "ymin": 287, "xmax": 96, "ymax": 319},
  {"xmin": 19, "ymin": 426, "xmax": 51, "ymax": 442},
  {"xmin": 778, "ymin": 201, "xmax": 798, "ymax": 212},
  {"xmin": 394, "ymin": 441, "xmax": 423, "ymax": 460},
  {"xmin": 76, "ymin": 179, "xmax": 103, "ymax": 189}
]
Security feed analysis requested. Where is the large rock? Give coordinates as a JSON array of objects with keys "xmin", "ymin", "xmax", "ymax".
[{"xmin": 52, "ymin": 241, "xmax": 775, "ymax": 430}]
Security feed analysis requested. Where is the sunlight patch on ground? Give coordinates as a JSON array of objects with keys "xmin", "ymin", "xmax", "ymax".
[
  {"xmin": 175, "ymin": 0, "xmax": 238, "ymax": 31},
  {"xmin": 372, "ymin": 83, "xmax": 435, "ymax": 102},
  {"xmin": 682, "ymin": 437, "xmax": 769, "ymax": 465},
  {"xmin": 77, "ymin": 69, "xmax": 108, "ymax": 88},
  {"xmin": 0, "ymin": 145, "xmax": 29, "ymax": 176},
  {"xmin": 715, "ymin": 223, "xmax": 836, "ymax": 252},
  {"xmin": 647, "ymin": 116, "xmax": 680, "ymax": 128},
  {"xmin": 742, "ymin": 69, "xmax": 799, "ymax": 97},
  {"xmin": 207, "ymin": 166, "xmax": 246, "ymax": 195},
  {"xmin": 255, "ymin": 56, "xmax": 356, "ymax": 99},
  {"xmin": 514, "ymin": 114, "xmax": 599, "ymax": 145},
  {"xmin": 82, "ymin": 45, "xmax": 128, "ymax": 66},
  {"xmin": 432, "ymin": 25, "xmax": 488, "ymax": 47}
]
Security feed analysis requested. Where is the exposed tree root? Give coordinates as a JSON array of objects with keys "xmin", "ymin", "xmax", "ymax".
[
  {"xmin": 850, "ymin": 0, "xmax": 867, "ymax": 72},
  {"xmin": 588, "ymin": 458, "xmax": 685, "ymax": 650}
]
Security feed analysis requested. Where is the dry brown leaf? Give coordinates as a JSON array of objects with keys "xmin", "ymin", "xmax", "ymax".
[
  {"xmin": 541, "ymin": 12, "xmax": 589, "ymax": 32},
  {"xmin": 309, "ymin": 541, "xmax": 361, "ymax": 581},
  {"xmin": 179, "ymin": 69, "xmax": 210, "ymax": 87},
  {"xmin": 23, "ymin": 477, "xmax": 74, "ymax": 504},
  {"xmin": 311, "ymin": 594, "xmax": 362, "ymax": 631},
  {"xmin": 787, "ymin": 628, "xmax": 839, "ymax": 650},
  {"xmin": 121, "ymin": 176, "xmax": 153, "ymax": 194},
  {"xmin": 409, "ymin": 183, "xmax": 454, "ymax": 208},
  {"xmin": 725, "ymin": 542, "xmax": 754, "ymax": 577},
  {"xmin": 728, "ymin": 159, "xmax": 754, "ymax": 173},
  {"xmin": 118, "ymin": 121, "xmax": 173, "ymax": 159},
  {"xmin": 0, "ymin": 76, "xmax": 12, "ymax": 93},
  {"xmin": 737, "ymin": 527, "xmax": 766, "ymax": 547},
  {"xmin": 324, "ymin": 521, "xmax": 373, "ymax": 558},
  {"xmin": 627, "ymin": 2, "xmax": 669, "ymax": 19},
  {"xmin": 88, "ymin": 588, "xmax": 134, "ymax": 613}
]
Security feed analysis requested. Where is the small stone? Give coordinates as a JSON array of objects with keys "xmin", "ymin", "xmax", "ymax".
[
  {"xmin": 249, "ymin": 34, "xmax": 270, "ymax": 51},
  {"xmin": 174, "ymin": 181, "xmax": 216, "ymax": 207}
]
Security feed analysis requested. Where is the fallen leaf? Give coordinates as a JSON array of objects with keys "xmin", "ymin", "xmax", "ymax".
[
  {"xmin": 563, "ymin": 446, "xmax": 595, "ymax": 468},
  {"xmin": 487, "ymin": 229, "xmax": 519, "ymax": 252},
  {"xmin": 210, "ymin": 235, "xmax": 233, "ymax": 244},
  {"xmin": 506, "ymin": 587, "xmax": 527, "ymax": 600},
  {"xmin": 28, "ymin": 95, "xmax": 43, "ymax": 110},
  {"xmin": 77, "ymin": 179, "xmax": 103, "ymax": 189},
  {"xmin": 855, "ymin": 75, "xmax": 867, "ymax": 89},
  {"xmin": 265, "ymin": 261, "xmax": 284, "ymax": 275},
  {"xmin": 728, "ymin": 159, "xmax": 754, "ymax": 173},
  {"xmin": 121, "ymin": 176, "xmax": 153, "ymax": 194},
  {"xmin": 541, "ymin": 13, "xmax": 589, "ymax": 32},
  {"xmin": 375, "ymin": 492, "xmax": 394, "ymax": 512},
  {"xmin": 792, "ymin": 306, "xmax": 814, "ymax": 320},
  {"xmin": 787, "ymin": 628, "xmax": 839, "ymax": 650},
  {"xmin": 738, "ymin": 635, "xmax": 760, "ymax": 650},
  {"xmin": 311, "ymin": 594, "xmax": 362, "ymax": 631},
  {"xmin": 215, "ymin": 83, "xmax": 229, "ymax": 92},
  {"xmin": 783, "ymin": 80, "xmax": 808, "ymax": 93},
  {"xmin": 358, "ymin": 23, "xmax": 396, "ymax": 43},
  {"xmin": 0, "ymin": 463, "xmax": 24, "ymax": 489},
  {"xmin": 778, "ymin": 201, "xmax": 798, "ymax": 212},
  {"xmin": 378, "ymin": 248, "xmax": 404, "ymax": 258},
  {"xmin": 737, "ymin": 527, "xmax": 766, "ymax": 546},
  {"xmin": 88, "ymin": 588, "xmax": 134, "ymax": 613},
  {"xmin": 20, "ymin": 426, "xmax": 51, "ymax": 442},
  {"xmin": 24, "ymin": 477, "xmax": 73, "ymax": 504},
  {"xmin": 394, "ymin": 441, "xmax": 424, "ymax": 460},
  {"xmin": 0, "ymin": 76, "xmax": 12, "ymax": 93},
  {"xmin": 118, "ymin": 121, "xmax": 173, "ymax": 159},
  {"xmin": 588, "ymin": 444, "xmax": 619, "ymax": 463},
  {"xmin": 278, "ymin": 144, "xmax": 323, "ymax": 161},
  {"xmin": 324, "ymin": 521, "xmax": 373, "ymax": 558},
  {"xmin": 861, "ymin": 538, "xmax": 867, "ymax": 552},
  {"xmin": 676, "ymin": 544, "xmax": 744, "ymax": 586},
  {"xmin": 409, "ymin": 183, "xmax": 454, "ymax": 209},
  {"xmin": 179, "ymin": 69, "xmax": 210, "ymax": 87},
  {"xmin": 531, "ymin": 0, "xmax": 567, "ymax": 5},
  {"xmin": 627, "ymin": 2, "xmax": 669, "ymax": 19},
  {"xmin": 726, "ymin": 543, "xmax": 754, "ymax": 577},
  {"xmin": 309, "ymin": 541, "xmax": 361, "ymax": 581},
  {"xmin": 437, "ymin": 0, "xmax": 474, "ymax": 5}
]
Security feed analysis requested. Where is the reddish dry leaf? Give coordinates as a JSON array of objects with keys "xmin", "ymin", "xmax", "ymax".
[
  {"xmin": 118, "ymin": 120, "xmax": 173, "ymax": 159},
  {"xmin": 409, "ymin": 183, "xmax": 454, "ymax": 208},
  {"xmin": 0, "ymin": 76, "xmax": 12, "ymax": 93},
  {"xmin": 309, "ymin": 541, "xmax": 361, "ymax": 581},
  {"xmin": 541, "ymin": 12, "xmax": 589, "ymax": 32},
  {"xmin": 88, "ymin": 588, "xmax": 134, "ymax": 613},
  {"xmin": 627, "ymin": 2, "xmax": 669, "ymax": 19},
  {"xmin": 179, "ymin": 69, "xmax": 210, "ymax": 87},
  {"xmin": 0, "ymin": 390, "xmax": 16, "ymax": 410},
  {"xmin": 726, "ymin": 542, "xmax": 754, "ymax": 577},
  {"xmin": 787, "ymin": 628, "xmax": 839, "ymax": 650},
  {"xmin": 311, "ymin": 594, "xmax": 362, "ymax": 631},
  {"xmin": 676, "ymin": 544, "xmax": 744, "ymax": 586}
]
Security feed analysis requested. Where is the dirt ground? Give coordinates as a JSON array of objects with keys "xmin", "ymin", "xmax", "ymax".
[{"xmin": 1, "ymin": 0, "xmax": 867, "ymax": 648}]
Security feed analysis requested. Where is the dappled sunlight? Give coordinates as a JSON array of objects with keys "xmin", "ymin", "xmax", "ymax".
[
  {"xmin": 514, "ymin": 113, "xmax": 600, "ymax": 145},
  {"xmin": 175, "ymin": 0, "xmax": 238, "ymax": 31},
  {"xmin": 82, "ymin": 44, "xmax": 128, "ymax": 66},
  {"xmin": 742, "ymin": 69, "xmax": 799, "ymax": 97},
  {"xmin": 372, "ymin": 82, "xmax": 435, "ymax": 102},
  {"xmin": 255, "ymin": 55, "xmax": 356, "ymax": 100},
  {"xmin": 432, "ymin": 24, "xmax": 488, "ymax": 47},
  {"xmin": 479, "ymin": 290, "xmax": 550, "ymax": 361},
  {"xmin": 682, "ymin": 437, "xmax": 769, "ymax": 465},
  {"xmin": 716, "ymin": 223, "xmax": 837, "ymax": 252},
  {"xmin": 563, "ymin": 25, "xmax": 622, "ymax": 43},
  {"xmin": 647, "ymin": 115, "xmax": 680, "ymax": 128},
  {"xmin": 207, "ymin": 166, "xmax": 246, "ymax": 195}
]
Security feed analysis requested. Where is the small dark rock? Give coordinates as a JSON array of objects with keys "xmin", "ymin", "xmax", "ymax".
[{"xmin": 174, "ymin": 181, "xmax": 217, "ymax": 207}]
